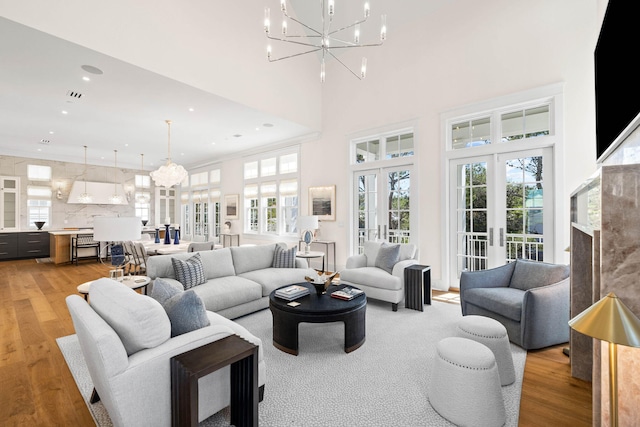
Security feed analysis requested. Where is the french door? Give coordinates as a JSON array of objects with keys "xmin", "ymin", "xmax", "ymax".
[
  {"xmin": 353, "ymin": 165, "xmax": 414, "ymax": 253},
  {"xmin": 448, "ymin": 148, "xmax": 554, "ymax": 287}
]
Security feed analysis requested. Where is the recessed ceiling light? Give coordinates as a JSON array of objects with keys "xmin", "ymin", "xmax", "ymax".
[
  {"xmin": 255, "ymin": 127, "xmax": 260, "ymax": 131},
  {"xmin": 61, "ymin": 110, "xmax": 68, "ymax": 115},
  {"xmin": 188, "ymin": 107, "xmax": 195, "ymax": 112},
  {"xmin": 211, "ymin": 142, "xmax": 216, "ymax": 145},
  {"xmin": 49, "ymin": 131, "xmax": 54, "ymax": 134},
  {"xmin": 124, "ymin": 143, "xmax": 129, "ymax": 147},
  {"xmin": 82, "ymin": 76, "xmax": 91, "ymax": 82},
  {"xmin": 81, "ymin": 65, "xmax": 103, "ymax": 75}
]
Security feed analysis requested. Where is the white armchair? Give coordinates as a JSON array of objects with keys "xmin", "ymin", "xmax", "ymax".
[
  {"xmin": 339, "ymin": 241, "xmax": 418, "ymax": 311},
  {"xmin": 66, "ymin": 278, "xmax": 265, "ymax": 427}
]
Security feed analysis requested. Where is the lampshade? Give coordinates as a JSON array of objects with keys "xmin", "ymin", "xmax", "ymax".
[
  {"xmin": 93, "ymin": 217, "xmax": 142, "ymax": 242},
  {"xmin": 298, "ymin": 215, "xmax": 319, "ymax": 231},
  {"xmin": 569, "ymin": 292, "xmax": 640, "ymax": 347}
]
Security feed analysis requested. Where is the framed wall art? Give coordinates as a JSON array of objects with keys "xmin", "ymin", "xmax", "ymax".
[
  {"xmin": 224, "ymin": 194, "xmax": 239, "ymax": 219},
  {"xmin": 309, "ymin": 185, "xmax": 336, "ymax": 221}
]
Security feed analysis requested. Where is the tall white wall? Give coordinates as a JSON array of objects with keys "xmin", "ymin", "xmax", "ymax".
[{"xmin": 305, "ymin": 0, "xmax": 600, "ymax": 289}]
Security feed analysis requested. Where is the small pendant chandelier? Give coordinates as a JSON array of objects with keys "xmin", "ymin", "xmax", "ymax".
[
  {"xmin": 110, "ymin": 149, "xmax": 123, "ymax": 204},
  {"xmin": 136, "ymin": 153, "xmax": 150, "ymax": 203},
  {"xmin": 78, "ymin": 145, "xmax": 92, "ymax": 203},
  {"xmin": 150, "ymin": 120, "xmax": 188, "ymax": 188}
]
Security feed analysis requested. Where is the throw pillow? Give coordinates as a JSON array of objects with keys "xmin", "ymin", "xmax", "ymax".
[
  {"xmin": 171, "ymin": 252, "xmax": 206, "ymax": 289},
  {"xmin": 374, "ymin": 242, "xmax": 400, "ymax": 274},
  {"xmin": 150, "ymin": 278, "xmax": 211, "ymax": 337},
  {"xmin": 272, "ymin": 245, "xmax": 297, "ymax": 268}
]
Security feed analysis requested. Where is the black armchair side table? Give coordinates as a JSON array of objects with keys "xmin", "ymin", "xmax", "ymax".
[
  {"xmin": 171, "ymin": 334, "xmax": 258, "ymax": 427},
  {"xmin": 404, "ymin": 264, "xmax": 432, "ymax": 311}
]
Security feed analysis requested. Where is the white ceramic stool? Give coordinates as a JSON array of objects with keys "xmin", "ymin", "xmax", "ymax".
[
  {"xmin": 456, "ymin": 315, "xmax": 516, "ymax": 386},
  {"xmin": 429, "ymin": 337, "xmax": 506, "ymax": 427}
]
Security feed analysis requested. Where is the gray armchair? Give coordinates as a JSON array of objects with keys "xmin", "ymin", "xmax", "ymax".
[{"xmin": 459, "ymin": 258, "xmax": 570, "ymax": 350}]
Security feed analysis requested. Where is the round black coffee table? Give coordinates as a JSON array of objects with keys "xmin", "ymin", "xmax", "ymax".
[{"xmin": 269, "ymin": 282, "xmax": 366, "ymax": 355}]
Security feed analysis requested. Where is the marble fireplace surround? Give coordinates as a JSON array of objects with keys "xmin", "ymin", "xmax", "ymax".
[{"xmin": 571, "ymin": 161, "xmax": 640, "ymax": 426}]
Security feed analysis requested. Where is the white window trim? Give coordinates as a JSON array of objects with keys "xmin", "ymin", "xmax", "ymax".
[{"xmin": 440, "ymin": 83, "xmax": 566, "ymax": 289}]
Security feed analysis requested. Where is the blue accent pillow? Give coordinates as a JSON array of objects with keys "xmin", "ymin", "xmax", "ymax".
[
  {"xmin": 272, "ymin": 245, "xmax": 297, "ymax": 268},
  {"xmin": 171, "ymin": 253, "xmax": 206, "ymax": 289},
  {"xmin": 375, "ymin": 242, "xmax": 400, "ymax": 274},
  {"xmin": 150, "ymin": 278, "xmax": 210, "ymax": 337}
]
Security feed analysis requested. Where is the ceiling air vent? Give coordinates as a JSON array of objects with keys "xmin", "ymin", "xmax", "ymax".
[
  {"xmin": 66, "ymin": 90, "xmax": 84, "ymax": 99},
  {"xmin": 40, "ymin": 139, "xmax": 50, "ymax": 145}
]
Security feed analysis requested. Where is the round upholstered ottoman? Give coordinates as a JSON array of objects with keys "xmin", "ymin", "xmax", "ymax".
[
  {"xmin": 429, "ymin": 337, "xmax": 506, "ymax": 427},
  {"xmin": 456, "ymin": 315, "xmax": 516, "ymax": 386}
]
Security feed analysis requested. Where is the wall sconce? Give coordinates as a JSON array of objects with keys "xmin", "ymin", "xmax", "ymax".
[
  {"xmin": 125, "ymin": 185, "xmax": 135, "ymax": 203},
  {"xmin": 56, "ymin": 182, "xmax": 63, "ymax": 200}
]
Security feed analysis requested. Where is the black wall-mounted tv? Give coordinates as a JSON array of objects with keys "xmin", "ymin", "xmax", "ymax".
[{"xmin": 594, "ymin": 0, "xmax": 640, "ymax": 161}]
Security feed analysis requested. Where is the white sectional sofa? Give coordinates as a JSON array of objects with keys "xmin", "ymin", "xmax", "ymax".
[{"xmin": 146, "ymin": 242, "xmax": 316, "ymax": 319}]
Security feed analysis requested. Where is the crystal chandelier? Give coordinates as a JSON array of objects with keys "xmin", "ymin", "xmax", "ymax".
[
  {"xmin": 264, "ymin": 0, "xmax": 387, "ymax": 82},
  {"xmin": 150, "ymin": 120, "xmax": 188, "ymax": 188},
  {"xmin": 78, "ymin": 145, "xmax": 92, "ymax": 203},
  {"xmin": 110, "ymin": 150, "xmax": 123, "ymax": 204}
]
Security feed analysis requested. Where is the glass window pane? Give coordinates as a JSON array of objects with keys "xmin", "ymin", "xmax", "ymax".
[
  {"xmin": 472, "ymin": 211, "xmax": 487, "ymax": 232},
  {"xmin": 27, "ymin": 165, "xmax": 51, "ymax": 181},
  {"xmin": 507, "ymin": 210, "xmax": 524, "ymax": 234},
  {"xmin": 355, "ymin": 139, "xmax": 380, "ymax": 163},
  {"xmin": 261, "ymin": 158, "xmax": 276, "ymax": 177},
  {"xmin": 473, "ymin": 187, "xmax": 486, "ymax": 209},
  {"xmin": 471, "ymin": 163, "xmax": 486, "ymax": 186},
  {"xmin": 452, "ymin": 118, "xmax": 490, "ymax": 149},
  {"xmin": 210, "ymin": 169, "xmax": 221, "ymax": 184},
  {"xmin": 244, "ymin": 161, "xmax": 258, "ymax": 179},
  {"xmin": 525, "ymin": 106, "xmax": 550, "ymax": 138},
  {"xmin": 279, "ymin": 153, "xmax": 297, "ymax": 174}
]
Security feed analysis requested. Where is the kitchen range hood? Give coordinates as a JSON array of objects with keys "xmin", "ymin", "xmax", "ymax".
[{"xmin": 67, "ymin": 181, "xmax": 128, "ymax": 204}]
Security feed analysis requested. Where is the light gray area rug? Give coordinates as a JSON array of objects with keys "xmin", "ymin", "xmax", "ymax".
[{"xmin": 57, "ymin": 300, "xmax": 526, "ymax": 426}]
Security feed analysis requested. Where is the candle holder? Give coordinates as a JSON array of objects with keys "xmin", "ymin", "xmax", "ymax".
[{"xmin": 164, "ymin": 224, "xmax": 171, "ymax": 244}]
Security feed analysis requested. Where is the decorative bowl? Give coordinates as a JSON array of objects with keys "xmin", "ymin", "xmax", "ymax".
[
  {"xmin": 305, "ymin": 270, "xmax": 338, "ymax": 296},
  {"xmin": 34, "ymin": 221, "xmax": 45, "ymax": 230}
]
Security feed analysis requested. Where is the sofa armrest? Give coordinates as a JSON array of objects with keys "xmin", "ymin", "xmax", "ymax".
[
  {"xmin": 391, "ymin": 259, "xmax": 418, "ymax": 278},
  {"xmin": 520, "ymin": 277, "xmax": 570, "ymax": 349},
  {"xmin": 345, "ymin": 254, "xmax": 367, "ymax": 269}
]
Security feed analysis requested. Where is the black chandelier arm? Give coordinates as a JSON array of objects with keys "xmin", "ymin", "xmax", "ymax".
[
  {"xmin": 327, "ymin": 49, "xmax": 363, "ymax": 80},
  {"xmin": 268, "ymin": 47, "xmax": 323, "ymax": 62}
]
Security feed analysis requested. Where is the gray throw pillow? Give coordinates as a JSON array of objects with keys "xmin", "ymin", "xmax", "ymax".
[
  {"xmin": 272, "ymin": 245, "xmax": 297, "ymax": 268},
  {"xmin": 375, "ymin": 243, "xmax": 400, "ymax": 274},
  {"xmin": 151, "ymin": 278, "xmax": 210, "ymax": 337},
  {"xmin": 171, "ymin": 252, "xmax": 206, "ymax": 289}
]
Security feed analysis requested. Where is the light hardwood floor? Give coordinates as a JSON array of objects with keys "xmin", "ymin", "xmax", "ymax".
[{"xmin": 0, "ymin": 259, "xmax": 591, "ymax": 426}]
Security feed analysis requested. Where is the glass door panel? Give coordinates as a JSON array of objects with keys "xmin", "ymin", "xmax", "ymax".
[
  {"xmin": 448, "ymin": 148, "xmax": 553, "ymax": 287},
  {"xmin": 354, "ymin": 166, "xmax": 413, "ymax": 253}
]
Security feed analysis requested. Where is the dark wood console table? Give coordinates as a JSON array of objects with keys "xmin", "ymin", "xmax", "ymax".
[{"xmin": 170, "ymin": 334, "xmax": 258, "ymax": 427}]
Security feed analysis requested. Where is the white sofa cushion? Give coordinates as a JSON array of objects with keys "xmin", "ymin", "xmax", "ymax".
[
  {"xmin": 339, "ymin": 266, "xmax": 402, "ymax": 291},
  {"xmin": 231, "ymin": 243, "xmax": 278, "ymax": 274},
  {"xmin": 89, "ymin": 278, "xmax": 171, "ymax": 355},
  {"xmin": 191, "ymin": 276, "xmax": 263, "ymax": 312}
]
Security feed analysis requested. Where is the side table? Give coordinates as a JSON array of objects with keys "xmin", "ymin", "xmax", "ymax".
[
  {"xmin": 220, "ymin": 233, "xmax": 240, "ymax": 247},
  {"xmin": 404, "ymin": 264, "xmax": 432, "ymax": 311},
  {"xmin": 171, "ymin": 334, "xmax": 258, "ymax": 427},
  {"xmin": 77, "ymin": 275, "xmax": 151, "ymax": 300},
  {"xmin": 296, "ymin": 250, "xmax": 325, "ymax": 271}
]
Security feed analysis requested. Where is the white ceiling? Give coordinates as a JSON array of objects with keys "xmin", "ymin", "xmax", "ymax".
[
  {"xmin": 0, "ymin": 1, "xmax": 449, "ymax": 171},
  {"xmin": 0, "ymin": 16, "xmax": 315, "ymax": 171}
]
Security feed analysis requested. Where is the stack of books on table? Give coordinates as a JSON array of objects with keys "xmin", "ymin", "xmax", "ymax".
[
  {"xmin": 331, "ymin": 286, "xmax": 364, "ymax": 301},
  {"xmin": 275, "ymin": 285, "xmax": 310, "ymax": 301}
]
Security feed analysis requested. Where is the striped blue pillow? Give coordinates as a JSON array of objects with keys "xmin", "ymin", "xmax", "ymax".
[
  {"xmin": 171, "ymin": 253, "xmax": 206, "ymax": 289},
  {"xmin": 272, "ymin": 245, "xmax": 297, "ymax": 268}
]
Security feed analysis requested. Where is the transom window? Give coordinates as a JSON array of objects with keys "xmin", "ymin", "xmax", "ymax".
[
  {"xmin": 354, "ymin": 131, "xmax": 414, "ymax": 164},
  {"xmin": 449, "ymin": 104, "xmax": 551, "ymax": 150}
]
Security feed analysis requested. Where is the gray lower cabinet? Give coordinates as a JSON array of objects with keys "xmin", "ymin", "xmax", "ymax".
[
  {"xmin": 0, "ymin": 232, "xmax": 50, "ymax": 260},
  {"xmin": 0, "ymin": 233, "xmax": 18, "ymax": 260}
]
